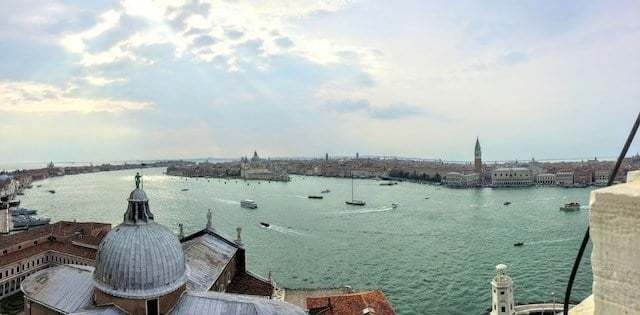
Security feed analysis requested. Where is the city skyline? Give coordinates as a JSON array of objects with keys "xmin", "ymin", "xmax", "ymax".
[{"xmin": 1, "ymin": 0, "xmax": 639, "ymax": 163}]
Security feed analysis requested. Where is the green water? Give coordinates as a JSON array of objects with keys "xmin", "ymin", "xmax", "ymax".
[{"xmin": 18, "ymin": 168, "xmax": 593, "ymax": 314}]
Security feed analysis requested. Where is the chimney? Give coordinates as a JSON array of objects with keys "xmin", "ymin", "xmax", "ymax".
[{"xmin": 235, "ymin": 227, "xmax": 243, "ymax": 246}]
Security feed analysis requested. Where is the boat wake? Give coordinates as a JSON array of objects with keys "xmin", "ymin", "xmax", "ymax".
[
  {"xmin": 214, "ymin": 198, "xmax": 240, "ymax": 205},
  {"xmin": 261, "ymin": 224, "xmax": 309, "ymax": 236},
  {"xmin": 340, "ymin": 206, "xmax": 394, "ymax": 215},
  {"xmin": 525, "ymin": 237, "xmax": 579, "ymax": 245}
]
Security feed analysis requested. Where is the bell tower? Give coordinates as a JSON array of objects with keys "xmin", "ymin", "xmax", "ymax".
[{"xmin": 474, "ymin": 137, "xmax": 482, "ymax": 174}]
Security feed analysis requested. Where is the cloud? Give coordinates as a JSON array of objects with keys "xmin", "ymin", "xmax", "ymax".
[
  {"xmin": 192, "ymin": 35, "xmax": 216, "ymax": 46},
  {"xmin": 323, "ymin": 99, "xmax": 428, "ymax": 120},
  {"xmin": 224, "ymin": 29, "xmax": 244, "ymax": 40},
  {"xmin": 0, "ymin": 81, "xmax": 151, "ymax": 113},
  {"xmin": 274, "ymin": 36, "xmax": 294, "ymax": 48}
]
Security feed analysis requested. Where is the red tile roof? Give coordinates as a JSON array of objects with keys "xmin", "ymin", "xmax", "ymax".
[{"xmin": 306, "ymin": 290, "xmax": 395, "ymax": 315}]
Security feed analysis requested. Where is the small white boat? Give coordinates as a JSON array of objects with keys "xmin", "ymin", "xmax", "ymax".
[
  {"xmin": 321, "ymin": 189, "xmax": 330, "ymax": 193},
  {"xmin": 240, "ymin": 200, "xmax": 258, "ymax": 209}
]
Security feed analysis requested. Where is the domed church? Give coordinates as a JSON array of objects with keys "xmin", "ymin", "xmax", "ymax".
[{"xmin": 20, "ymin": 174, "xmax": 305, "ymax": 315}]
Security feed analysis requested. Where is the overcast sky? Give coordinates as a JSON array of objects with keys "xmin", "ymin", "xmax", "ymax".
[{"xmin": 1, "ymin": 0, "xmax": 639, "ymax": 163}]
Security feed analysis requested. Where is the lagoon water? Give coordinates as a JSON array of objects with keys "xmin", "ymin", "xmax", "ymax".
[{"xmin": 19, "ymin": 167, "xmax": 593, "ymax": 314}]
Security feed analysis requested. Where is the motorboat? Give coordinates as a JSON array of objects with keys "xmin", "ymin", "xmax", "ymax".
[
  {"xmin": 240, "ymin": 200, "xmax": 258, "ymax": 209},
  {"xmin": 321, "ymin": 189, "xmax": 330, "ymax": 194},
  {"xmin": 8, "ymin": 200, "xmax": 20, "ymax": 207},
  {"xmin": 10, "ymin": 208, "xmax": 37, "ymax": 216},
  {"xmin": 391, "ymin": 203, "xmax": 399, "ymax": 209},
  {"xmin": 379, "ymin": 181, "xmax": 398, "ymax": 186},
  {"xmin": 560, "ymin": 202, "xmax": 581, "ymax": 211},
  {"xmin": 308, "ymin": 195, "xmax": 323, "ymax": 199},
  {"xmin": 513, "ymin": 242, "xmax": 524, "ymax": 247},
  {"xmin": 48, "ymin": 190, "xmax": 56, "ymax": 194},
  {"xmin": 11, "ymin": 215, "xmax": 51, "ymax": 230},
  {"xmin": 503, "ymin": 202, "xmax": 511, "ymax": 206},
  {"xmin": 259, "ymin": 222, "xmax": 270, "ymax": 228},
  {"xmin": 181, "ymin": 188, "xmax": 189, "ymax": 191}
]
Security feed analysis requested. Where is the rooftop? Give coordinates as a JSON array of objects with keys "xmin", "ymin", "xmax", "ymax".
[
  {"xmin": 182, "ymin": 229, "xmax": 238, "ymax": 291},
  {"xmin": 306, "ymin": 290, "xmax": 396, "ymax": 315}
]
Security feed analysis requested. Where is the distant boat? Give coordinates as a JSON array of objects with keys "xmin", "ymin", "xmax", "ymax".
[
  {"xmin": 10, "ymin": 208, "xmax": 37, "ymax": 216},
  {"xmin": 560, "ymin": 202, "xmax": 581, "ymax": 211},
  {"xmin": 181, "ymin": 188, "xmax": 189, "ymax": 192},
  {"xmin": 379, "ymin": 181, "xmax": 398, "ymax": 186},
  {"xmin": 391, "ymin": 203, "xmax": 399, "ymax": 209},
  {"xmin": 36, "ymin": 185, "xmax": 42, "ymax": 188},
  {"xmin": 48, "ymin": 190, "xmax": 55, "ymax": 194},
  {"xmin": 321, "ymin": 189, "xmax": 330, "ymax": 194},
  {"xmin": 513, "ymin": 242, "xmax": 524, "ymax": 247},
  {"xmin": 425, "ymin": 197, "xmax": 430, "ymax": 200},
  {"xmin": 240, "ymin": 200, "xmax": 258, "ymax": 209},
  {"xmin": 8, "ymin": 200, "xmax": 20, "ymax": 207},
  {"xmin": 17, "ymin": 192, "xmax": 24, "ymax": 196},
  {"xmin": 259, "ymin": 222, "xmax": 270, "ymax": 228},
  {"xmin": 308, "ymin": 195, "xmax": 323, "ymax": 199},
  {"xmin": 345, "ymin": 172, "xmax": 366, "ymax": 206},
  {"xmin": 503, "ymin": 202, "xmax": 511, "ymax": 206}
]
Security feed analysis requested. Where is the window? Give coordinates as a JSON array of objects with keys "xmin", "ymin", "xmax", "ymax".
[
  {"xmin": 146, "ymin": 299, "xmax": 159, "ymax": 315},
  {"xmin": 501, "ymin": 306, "xmax": 505, "ymax": 312},
  {"xmin": 500, "ymin": 291, "xmax": 504, "ymax": 295}
]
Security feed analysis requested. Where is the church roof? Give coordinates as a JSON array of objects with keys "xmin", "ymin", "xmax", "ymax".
[
  {"xmin": 170, "ymin": 291, "xmax": 306, "ymax": 315},
  {"xmin": 182, "ymin": 229, "xmax": 238, "ymax": 291},
  {"xmin": 21, "ymin": 264, "xmax": 95, "ymax": 313}
]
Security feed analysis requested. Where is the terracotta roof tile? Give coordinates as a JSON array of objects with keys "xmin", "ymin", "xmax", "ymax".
[{"xmin": 306, "ymin": 290, "xmax": 395, "ymax": 315}]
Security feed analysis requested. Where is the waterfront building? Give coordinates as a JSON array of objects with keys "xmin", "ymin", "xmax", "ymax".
[
  {"xmin": 555, "ymin": 171, "xmax": 574, "ymax": 187},
  {"xmin": 475, "ymin": 137, "xmax": 482, "ymax": 174},
  {"xmin": 594, "ymin": 169, "xmax": 610, "ymax": 186},
  {"xmin": 306, "ymin": 290, "xmax": 395, "ymax": 315},
  {"xmin": 491, "ymin": 168, "xmax": 533, "ymax": 187},
  {"xmin": 20, "ymin": 174, "xmax": 304, "ymax": 315},
  {"xmin": 574, "ymin": 167, "xmax": 593, "ymax": 186},
  {"xmin": 0, "ymin": 221, "xmax": 111, "ymax": 300},
  {"xmin": 535, "ymin": 173, "xmax": 556, "ymax": 185},
  {"xmin": 240, "ymin": 151, "xmax": 290, "ymax": 181},
  {"xmin": 443, "ymin": 172, "xmax": 480, "ymax": 187},
  {"xmin": 490, "ymin": 264, "xmax": 515, "ymax": 315}
]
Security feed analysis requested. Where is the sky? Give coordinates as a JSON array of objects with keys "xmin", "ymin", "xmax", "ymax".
[{"xmin": 1, "ymin": 0, "xmax": 639, "ymax": 163}]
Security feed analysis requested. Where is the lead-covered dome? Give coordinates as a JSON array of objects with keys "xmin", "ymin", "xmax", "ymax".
[{"xmin": 93, "ymin": 173, "xmax": 186, "ymax": 299}]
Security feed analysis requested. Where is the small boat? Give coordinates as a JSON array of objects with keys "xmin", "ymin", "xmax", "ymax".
[
  {"xmin": 425, "ymin": 197, "xmax": 430, "ymax": 200},
  {"xmin": 503, "ymin": 202, "xmax": 511, "ymax": 206},
  {"xmin": 48, "ymin": 190, "xmax": 56, "ymax": 194},
  {"xmin": 513, "ymin": 242, "xmax": 524, "ymax": 247},
  {"xmin": 240, "ymin": 200, "xmax": 258, "ymax": 209},
  {"xmin": 560, "ymin": 202, "xmax": 581, "ymax": 211},
  {"xmin": 321, "ymin": 189, "xmax": 330, "ymax": 194},
  {"xmin": 17, "ymin": 192, "xmax": 24, "ymax": 196},
  {"xmin": 345, "ymin": 200, "xmax": 366, "ymax": 206},
  {"xmin": 259, "ymin": 222, "xmax": 270, "ymax": 228},
  {"xmin": 391, "ymin": 203, "xmax": 399, "ymax": 209},
  {"xmin": 36, "ymin": 185, "xmax": 42, "ymax": 188},
  {"xmin": 379, "ymin": 182, "xmax": 397, "ymax": 186},
  {"xmin": 308, "ymin": 195, "xmax": 323, "ymax": 199},
  {"xmin": 8, "ymin": 200, "xmax": 20, "ymax": 207},
  {"xmin": 181, "ymin": 188, "xmax": 189, "ymax": 192}
]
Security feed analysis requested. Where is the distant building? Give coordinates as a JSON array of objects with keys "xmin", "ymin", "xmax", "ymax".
[
  {"xmin": 444, "ymin": 172, "xmax": 480, "ymax": 188},
  {"xmin": 556, "ymin": 171, "xmax": 574, "ymax": 187},
  {"xmin": 536, "ymin": 173, "xmax": 556, "ymax": 185},
  {"xmin": 491, "ymin": 168, "xmax": 533, "ymax": 187},
  {"xmin": 594, "ymin": 169, "xmax": 611, "ymax": 186},
  {"xmin": 240, "ymin": 151, "xmax": 290, "ymax": 181},
  {"xmin": 574, "ymin": 167, "xmax": 593, "ymax": 186},
  {"xmin": 475, "ymin": 137, "xmax": 482, "ymax": 174}
]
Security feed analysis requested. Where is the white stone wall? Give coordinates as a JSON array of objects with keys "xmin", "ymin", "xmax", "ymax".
[{"xmin": 589, "ymin": 170, "xmax": 640, "ymax": 314}]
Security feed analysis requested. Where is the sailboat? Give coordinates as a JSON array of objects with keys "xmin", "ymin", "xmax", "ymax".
[{"xmin": 345, "ymin": 172, "xmax": 366, "ymax": 206}]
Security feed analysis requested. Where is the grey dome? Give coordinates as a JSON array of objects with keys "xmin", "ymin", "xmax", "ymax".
[{"xmin": 93, "ymin": 174, "xmax": 186, "ymax": 299}]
